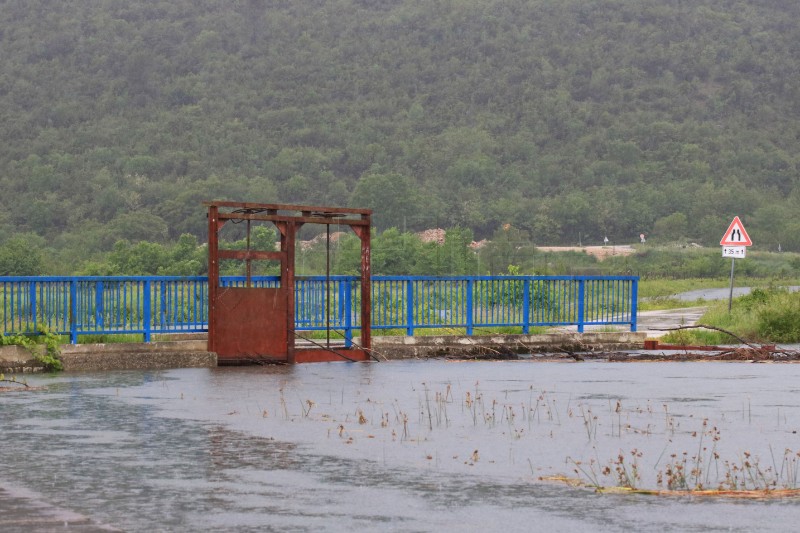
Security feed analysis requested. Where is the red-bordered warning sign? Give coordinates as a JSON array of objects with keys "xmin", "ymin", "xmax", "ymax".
[{"xmin": 720, "ymin": 216, "xmax": 752, "ymax": 246}]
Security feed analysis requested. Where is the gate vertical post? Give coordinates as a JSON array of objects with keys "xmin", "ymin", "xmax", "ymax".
[
  {"xmin": 360, "ymin": 219, "xmax": 371, "ymax": 351},
  {"xmin": 285, "ymin": 221, "xmax": 297, "ymax": 364},
  {"xmin": 207, "ymin": 205, "xmax": 219, "ymax": 353},
  {"xmin": 406, "ymin": 279, "xmax": 414, "ymax": 336},
  {"xmin": 630, "ymin": 277, "xmax": 638, "ymax": 332},
  {"xmin": 466, "ymin": 278, "xmax": 474, "ymax": 335},
  {"xmin": 577, "ymin": 278, "xmax": 586, "ymax": 333},
  {"xmin": 69, "ymin": 278, "xmax": 78, "ymax": 344},
  {"xmin": 522, "ymin": 278, "xmax": 530, "ymax": 334}
]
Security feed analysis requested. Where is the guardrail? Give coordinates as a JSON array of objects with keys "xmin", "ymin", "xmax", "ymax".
[{"xmin": 1, "ymin": 275, "xmax": 637, "ymax": 343}]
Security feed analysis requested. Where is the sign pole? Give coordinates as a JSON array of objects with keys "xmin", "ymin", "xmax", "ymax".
[
  {"xmin": 727, "ymin": 258, "xmax": 735, "ymax": 313},
  {"xmin": 720, "ymin": 216, "xmax": 752, "ymax": 313}
]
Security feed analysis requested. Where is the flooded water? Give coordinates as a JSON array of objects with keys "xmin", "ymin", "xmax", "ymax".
[{"xmin": 4, "ymin": 361, "xmax": 800, "ymax": 532}]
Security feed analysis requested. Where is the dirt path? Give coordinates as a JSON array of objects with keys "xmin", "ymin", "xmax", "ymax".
[{"xmin": 536, "ymin": 245, "xmax": 636, "ymax": 261}]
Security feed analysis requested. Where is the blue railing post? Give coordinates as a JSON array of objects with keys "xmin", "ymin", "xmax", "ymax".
[
  {"xmin": 630, "ymin": 277, "xmax": 638, "ymax": 332},
  {"xmin": 69, "ymin": 279, "xmax": 78, "ymax": 344},
  {"xmin": 406, "ymin": 279, "xmax": 414, "ymax": 336},
  {"xmin": 522, "ymin": 278, "xmax": 530, "ymax": 334},
  {"xmin": 160, "ymin": 281, "xmax": 167, "ymax": 329},
  {"xmin": 95, "ymin": 281, "xmax": 104, "ymax": 329},
  {"xmin": 577, "ymin": 277, "xmax": 585, "ymax": 333},
  {"xmin": 143, "ymin": 279, "xmax": 152, "ymax": 342},
  {"xmin": 466, "ymin": 278, "xmax": 474, "ymax": 336},
  {"xmin": 343, "ymin": 279, "xmax": 352, "ymax": 347},
  {"xmin": 28, "ymin": 281, "xmax": 37, "ymax": 330}
]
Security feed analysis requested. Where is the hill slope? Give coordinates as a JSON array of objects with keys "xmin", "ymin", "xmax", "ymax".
[{"xmin": 1, "ymin": 0, "xmax": 799, "ymax": 271}]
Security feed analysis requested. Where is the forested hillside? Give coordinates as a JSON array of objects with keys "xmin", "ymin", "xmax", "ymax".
[{"xmin": 1, "ymin": 0, "xmax": 800, "ymax": 273}]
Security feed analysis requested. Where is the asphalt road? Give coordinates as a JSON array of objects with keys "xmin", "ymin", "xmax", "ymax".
[
  {"xmin": 674, "ymin": 286, "xmax": 800, "ymax": 301},
  {"xmin": 636, "ymin": 307, "xmax": 706, "ymax": 338}
]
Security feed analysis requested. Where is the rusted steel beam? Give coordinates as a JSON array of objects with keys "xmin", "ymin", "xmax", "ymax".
[
  {"xmin": 207, "ymin": 205, "xmax": 220, "ymax": 354},
  {"xmin": 293, "ymin": 348, "xmax": 371, "ymax": 363},
  {"xmin": 353, "ymin": 219, "xmax": 372, "ymax": 352},
  {"xmin": 285, "ymin": 221, "xmax": 297, "ymax": 364},
  {"xmin": 203, "ymin": 201, "xmax": 371, "ymax": 217},
  {"xmin": 216, "ymin": 212, "xmax": 370, "ymax": 226}
]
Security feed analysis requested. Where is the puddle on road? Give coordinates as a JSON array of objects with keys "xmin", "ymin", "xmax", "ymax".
[{"xmin": 3, "ymin": 361, "xmax": 800, "ymax": 532}]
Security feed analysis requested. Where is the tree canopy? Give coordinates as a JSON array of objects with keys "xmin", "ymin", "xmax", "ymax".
[{"xmin": 1, "ymin": 0, "xmax": 799, "ymax": 274}]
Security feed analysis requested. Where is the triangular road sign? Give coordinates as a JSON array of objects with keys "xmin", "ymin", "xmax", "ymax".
[{"xmin": 720, "ymin": 216, "xmax": 752, "ymax": 246}]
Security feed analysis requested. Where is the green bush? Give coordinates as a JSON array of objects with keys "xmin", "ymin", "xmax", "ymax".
[
  {"xmin": 0, "ymin": 324, "xmax": 63, "ymax": 371},
  {"xmin": 755, "ymin": 293, "xmax": 800, "ymax": 342}
]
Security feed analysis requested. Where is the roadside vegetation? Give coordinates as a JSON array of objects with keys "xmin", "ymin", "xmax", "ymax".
[
  {"xmin": 0, "ymin": 324, "xmax": 63, "ymax": 371},
  {"xmin": 661, "ymin": 288, "xmax": 800, "ymax": 345},
  {"xmin": 637, "ymin": 275, "xmax": 800, "ymax": 312}
]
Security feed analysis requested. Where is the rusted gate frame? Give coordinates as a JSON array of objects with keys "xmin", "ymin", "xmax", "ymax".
[{"xmin": 205, "ymin": 201, "xmax": 372, "ymax": 363}]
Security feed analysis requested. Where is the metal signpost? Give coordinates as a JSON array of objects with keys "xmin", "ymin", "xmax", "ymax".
[{"xmin": 720, "ymin": 216, "xmax": 752, "ymax": 312}]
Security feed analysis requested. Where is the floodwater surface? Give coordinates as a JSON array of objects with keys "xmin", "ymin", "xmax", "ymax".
[{"xmin": 3, "ymin": 361, "xmax": 800, "ymax": 532}]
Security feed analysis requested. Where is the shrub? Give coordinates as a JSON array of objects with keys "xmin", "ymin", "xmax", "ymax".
[
  {"xmin": 755, "ymin": 293, "xmax": 800, "ymax": 342},
  {"xmin": 0, "ymin": 324, "xmax": 63, "ymax": 371}
]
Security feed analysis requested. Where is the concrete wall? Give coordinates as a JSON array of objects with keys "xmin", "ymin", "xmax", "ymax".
[
  {"xmin": 1, "ymin": 341, "xmax": 216, "ymax": 373},
  {"xmin": 0, "ymin": 345, "xmax": 42, "ymax": 373},
  {"xmin": 59, "ymin": 341, "xmax": 216, "ymax": 371},
  {"xmin": 368, "ymin": 332, "xmax": 646, "ymax": 359},
  {"xmin": 2, "ymin": 332, "xmax": 645, "ymax": 372}
]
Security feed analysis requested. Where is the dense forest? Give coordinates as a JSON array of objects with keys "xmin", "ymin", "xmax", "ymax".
[{"xmin": 1, "ymin": 0, "xmax": 800, "ymax": 274}]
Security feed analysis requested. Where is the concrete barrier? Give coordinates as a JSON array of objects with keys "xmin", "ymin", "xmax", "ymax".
[
  {"xmin": 1, "ymin": 341, "xmax": 216, "ymax": 373},
  {"xmin": 368, "ymin": 332, "xmax": 647, "ymax": 359},
  {"xmin": 59, "ymin": 341, "xmax": 216, "ymax": 371},
  {"xmin": 2, "ymin": 332, "xmax": 645, "ymax": 372},
  {"xmin": 0, "ymin": 345, "xmax": 41, "ymax": 373}
]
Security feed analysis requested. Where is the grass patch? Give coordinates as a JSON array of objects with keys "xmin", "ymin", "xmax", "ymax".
[
  {"xmin": 661, "ymin": 288, "xmax": 800, "ymax": 344},
  {"xmin": 77, "ymin": 334, "xmax": 146, "ymax": 344},
  {"xmin": 661, "ymin": 326, "xmax": 739, "ymax": 346},
  {"xmin": 638, "ymin": 297, "xmax": 707, "ymax": 311}
]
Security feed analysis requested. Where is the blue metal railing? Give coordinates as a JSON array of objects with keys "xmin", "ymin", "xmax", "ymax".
[{"xmin": 1, "ymin": 275, "xmax": 637, "ymax": 344}]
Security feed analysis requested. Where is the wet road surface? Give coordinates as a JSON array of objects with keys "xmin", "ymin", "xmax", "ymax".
[{"xmin": 637, "ymin": 307, "xmax": 706, "ymax": 337}]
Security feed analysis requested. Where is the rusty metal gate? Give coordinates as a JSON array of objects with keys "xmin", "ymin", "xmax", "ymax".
[{"xmin": 205, "ymin": 201, "xmax": 372, "ymax": 364}]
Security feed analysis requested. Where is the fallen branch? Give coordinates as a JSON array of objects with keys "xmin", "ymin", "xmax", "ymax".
[
  {"xmin": 1, "ymin": 376, "xmax": 30, "ymax": 388},
  {"xmin": 651, "ymin": 324, "xmax": 758, "ymax": 349},
  {"xmin": 649, "ymin": 324, "xmax": 800, "ymax": 359}
]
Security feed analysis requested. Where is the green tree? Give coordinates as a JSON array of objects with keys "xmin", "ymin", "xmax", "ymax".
[
  {"xmin": 350, "ymin": 172, "xmax": 422, "ymax": 231},
  {"xmin": 438, "ymin": 228, "xmax": 477, "ymax": 276},
  {"xmin": 0, "ymin": 235, "xmax": 46, "ymax": 275},
  {"xmin": 371, "ymin": 228, "xmax": 422, "ymax": 275},
  {"xmin": 478, "ymin": 225, "xmax": 532, "ymax": 275},
  {"xmin": 107, "ymin": 240, "xmax": 169, "ymax": 275},
  {"xmin": 652, "ymin": 212, "xmax": 689, "ymax": 242}
]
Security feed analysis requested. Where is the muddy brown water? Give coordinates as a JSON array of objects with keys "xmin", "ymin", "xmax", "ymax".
[{"xmin": 3, "ymin": 361, "xmax": 800, "ymax": 532}]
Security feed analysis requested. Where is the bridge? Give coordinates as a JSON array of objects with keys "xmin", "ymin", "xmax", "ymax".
[{"xmin": 1, "ymin": 275, "xmax": 637, "ymax": 344}]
